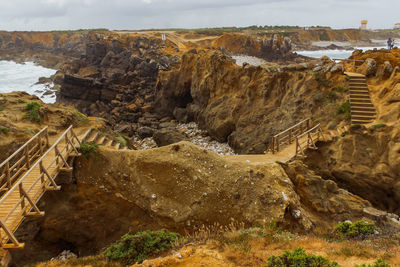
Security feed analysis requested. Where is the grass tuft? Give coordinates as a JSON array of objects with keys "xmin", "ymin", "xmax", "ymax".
[
  {"xmin": 0, "ymin": 125, "xmax": 9, "ymax": 134},
  {"xmin": 267, "ymin": 247, "xmax": 339, "ymax": 267},
  {"xmin": 79, "ymin": 142, "xmax": 100, "ymax": 158},
  {"xmin": 24, "ymin": 102, "xmax": 41, "ymax": 123},
  {"xmin": 104, "ymin": 230, "xmax": 180, "ymax": 264}
]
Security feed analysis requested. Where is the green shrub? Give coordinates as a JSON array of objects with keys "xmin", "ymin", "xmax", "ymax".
[
  {"xmin": 79, "ymin": 142, "xmax": 99, "ymax": 158},
  {"xmin": 115, "ymin": 136, "xmax": 127, "ymax": 147},
  {"xmin": 334, "ymin": 221, "xmax": 377, "ymax": 238},
  {"xmin": 328, "ymin": 92, "xmax": 338, "ymax": 100},
  {"xmin": 350, "ymin": 124, "xmax": 363, "ymax": 130},
  {"xmin": 267, "ymin": 248, "xmax": 339, "ymax": 267},
  {"xmin": 0, "ymin": 125, "xmax": 9, "ymax": 134},
  {"xmin": 24, "ymin": 102, "xmax": 41, "ymax": 123},
  {"xmin": 313, "ymin": 92, "xmax": 325, "ymax": 103},
  {"xmin": 332, "ymin": 86, "xmax": 348, "ymax": 93},
  {"xmin": 314, "ymin": 73, "xmax": 333, "ymax": 87},
  {"xmin": 356, "ymin": 259, "xmax": 391, "ymax": 267},
  {"xmin": 337, "ymin": 101, "xmax": 351, "ymax": 121},
  {"xmin": 104, "ymin": 230, "xmax": 180, "ymax": 264},
  {"xmin": 372, "ymin": 124, "xmax": 386, "ymax": 129},
  {"xmin": 70, "ymin": 109, "xmax": 89, "ymax": 125}
]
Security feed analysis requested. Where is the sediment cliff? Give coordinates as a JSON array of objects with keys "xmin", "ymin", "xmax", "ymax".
[{"xmin": 154, "ymin": 50, "xmax": 348, "ymax": 154}]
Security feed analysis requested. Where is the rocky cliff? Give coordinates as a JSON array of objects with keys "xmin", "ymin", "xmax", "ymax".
[
  {"xmin": 154, "ymin": 50, "xmax": 348, "ymax": 154},
  {"xmin": 12, "ymin": 142, "xmax": 399, "ymax": 265},
  {"xmin": 212, "ymin": 33, "xmax": 295, "ymax": 61}
]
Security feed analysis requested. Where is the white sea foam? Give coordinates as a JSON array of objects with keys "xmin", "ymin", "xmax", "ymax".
[
  {"xmin": 296, "ymin": 46, "xmax": 387, "ymax": 60},
  {"xmin": 0, "ymin": 60, "xmax": 57, "ymax": 103}
]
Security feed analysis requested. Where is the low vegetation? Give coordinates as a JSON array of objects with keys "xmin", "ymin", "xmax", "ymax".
[
  {"xmin": 332, "ymin": 86, "xmax": 348, "ymax": 93},
  {"xmin": 24, "ymin": 101, "xmax": 41, "ymax": 123},
  {"xmin": 79, "ymin": 142, "xmax": 100, "ymax": 158},
  {"xmin": 337, "ymin": 100, "xmax": 351, "ymax": 121},
  {"xmin": 267, "ymin": 248, "xmax": 339, "ymax": 267},
  {"xmin": 356, "ymin": 259, "xmax": 391, "ymax": 267},
  {"xmin": 371, "ymin": 123, "xmax": 386, "ymax": 129},
  {"xmin": 115, "ymin": 136, "xmax": 127, "ymax": 147},
  {"xmin": 0, "ymin": 125, "xmax": 9, "ymax": 134},
  {"xmin": 69, "ymin": 109, "xmax": 89, "ymax": 125},
  {"xmin": 334, "ymin": 221, "xmax": 377, "ymax": 239},
  {"xmin": 104, "ymin": 230, "xmax": 180, "ymax": 264}
]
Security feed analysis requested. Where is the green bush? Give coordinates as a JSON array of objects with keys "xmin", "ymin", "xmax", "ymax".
[
  {"xmin": 337, "ymin": 101, "xmax": 351, "ymax": 121},
  {"xmin": 267, "ymin": 248, "xmax": 339, "ymax": 267},
  {"xmin": 356, "ymin": 259, "xmax": 391, "ymax": 267},
  {"xmin": 332, "ymin": 86, "xmax": 348, "ymax": 93},
  {"xmin": 0, "ymin": 125, "xmax": 9, "ymax": 134},
  {"xmin": 70, "ymin": 109, "xmax": 89, "ymax": 125},
  {"xmin": 79, "ymin": 142, "xmax": 99, "ymax": 158},
  {"xmin": 314, "ymin": 73, "xmax": 333, "ymax": 87},
  {"xmin": 335, "ymin": 221, "xmax": 377, "ymax": 238},
  {"xmin": 371, "ymin": 124, "xmax": 386, "ymax": 129},
  {"xmin": 24, "ymin": 102, "xmax": 41, "ymax": 123},
  {"xmin": 328, "ymin": 92, "xmax": 338, "ymax": 100},
  {"xmin": 104, "ymin": 230, "xmax": 180, "ymax": 264},
  {"xmin": 115, "ymin": 136, "xmax": 127, "ymax": 147}
]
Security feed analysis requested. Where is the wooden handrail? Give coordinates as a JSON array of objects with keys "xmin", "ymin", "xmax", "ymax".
[
  {"xmin": 295, "ymin": 124, "xmax": 325, "ymax": 156},
  {"xmin": 0, "ymin": 127, "xmax": 48, "ymax": 169},
  {"xmin": 270, "ymin": 118, "xmax": 310, "ymax": 154},
  {"xmin": 0, "ymin": 125, "xmax": 83, "ymax": 249},
  {"xmin": 0, "ymin": 127, "xmax": 49, "ymax": 194},
  {"xmin": 0, "ymin": 126, "xmax": 77, "ymax": 204}
]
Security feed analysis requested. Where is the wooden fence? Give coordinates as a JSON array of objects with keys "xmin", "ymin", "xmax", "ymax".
[
  {"xmin": 295, "ymin": 124, "xmax": 325, "ymax": 156},
  {"xmin": 0, "ymin": 127, "xmax": 49, "ymax": 195},
  {"xmin": 0, "ymin": 125, "xmax": 82, "ymax": 249},
  {"xmin": 270, "ymin": 118, "xmax": 310, "ymax": 154}
]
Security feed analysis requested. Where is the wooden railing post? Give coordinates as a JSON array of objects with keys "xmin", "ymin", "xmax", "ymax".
[
  {"xmin": 295, "ymin": 138, "xmax": 299, "ymax": 156},
  {"xmin": 55, "ymin": 145, "xmax": 60, "ymax": 167},
  {"xmin": 24, "ymin": 146, "xmax": 30, "ymax": 169},
  {"xmin": 38, "ymin": 135, "xmax": 43, "ymax": 155},
  {"xmin": 45, "ymin": 128, "xmax": 50, "ymax": 148},
  {"xmin": 5, "ymin": 162, "xmax": 11, "ymax": 189},
  {"xmin": 289, "ymin": 129, "xmax": 292, "ymax": 144},
  {"xmin": 65, "ymin": 134, "xmax": 69, "ymax": 153},
  {"xmin": 272, "ymin": 137, "xmax": 275, "ymax": 154},
  {"xmin": 276, "ymin": 135, "xmax": 280, "ymax": 152},
  {"xmin": 39, "ymin": 161, "xmax": 45, "ymax": 185},
  {"xmin": 19, "ymin": 184, "xmax": 25, "ymax": 211}
]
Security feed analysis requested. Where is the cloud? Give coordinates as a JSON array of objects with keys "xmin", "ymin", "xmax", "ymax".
[{"xmin": 0, "ymin": 0, "xmax": 398, "ymax": 31}]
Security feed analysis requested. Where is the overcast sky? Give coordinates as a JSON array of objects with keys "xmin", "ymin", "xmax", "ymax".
[{"xmin": 0, "ymin": 0, "xmax": 398, "ymax": 31}]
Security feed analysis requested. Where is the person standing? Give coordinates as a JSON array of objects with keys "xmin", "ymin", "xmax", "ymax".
[{"xmin": 388, "ymin": 38, "xmax": 393, "ymax": 50}]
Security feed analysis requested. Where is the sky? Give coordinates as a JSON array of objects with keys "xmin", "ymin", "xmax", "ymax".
[{"xmin": 0, "ymin": 0, "xmax": 399, "ymax": 31}]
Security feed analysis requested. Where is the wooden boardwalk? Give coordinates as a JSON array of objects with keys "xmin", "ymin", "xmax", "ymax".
[
  {"xmin": 226, "ymin": 118, "xmax": 325, "ymax": 164},
  {"xmin": 0, "ymin": 125, "xmax": 89, "ymax": 249}
]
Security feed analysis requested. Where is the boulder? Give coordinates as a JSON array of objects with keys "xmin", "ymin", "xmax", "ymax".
[
  {"xmin": 358, "ymin": 58, "xmax": 377, "ymax": 76},
  {"xmin": 137, "ymin": 126, "xmax": 154, "ymax": 139},
  {"xmin": 153, "ymin": 128, "xmax": 188, "ymax": 146},
  {"xmin": 330, "ymin": 64, "xmax": 344, "ymax": 74}
]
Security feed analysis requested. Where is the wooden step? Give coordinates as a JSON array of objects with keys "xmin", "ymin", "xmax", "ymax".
[
  {"xmin": 86, "ymin": 131, "xmax": 98, "ymax": 143},
  {"xmin": 113, "ymin": 141, "xmax": 121, "ymax": 150},
  {"xmin": 96, "ymin": 135, "xmax": 106, "ymax": 145},
  {"xmin": 351, "ymin": 114, "xmax": 376, "ymax": 120},
  {"xmin": 104, "ymin": 138, "xmax": 113, "ymax": 147},
  {"xmin": 350, "ymin": 94, "xmax": 371, "ymax": 99},
  {"xmin": 350, "ymin": 102, "xmax": 374, "ymax": 108},
  {"xmin": 350, "ymin": 98, "xmax": 373, "ymax": 103},
  {"xmin": 352, "ymin": 106, "xmax": 376, "ymax": 112},
  {"xmin": 351, "ymin": 110, "xmax": 376, "ymax": 116},
  {"xmin": 350, "ymin": 89, "xmax": 369, "ymax": 94}
]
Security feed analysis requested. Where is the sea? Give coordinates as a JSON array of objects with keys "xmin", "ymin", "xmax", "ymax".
[
  {"xmin": 296, "ymin": 46, "xmax": 386, "ymax": 60},
  {"xmin": 0, "ymin": 60, "xmax": 57, "ymax": 103}
]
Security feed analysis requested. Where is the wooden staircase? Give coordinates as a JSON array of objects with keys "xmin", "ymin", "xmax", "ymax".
[
  {"xmin": 83, "ymin": 129, "xmax": 128, "ymax": 150},
  {"xmin": 347, "ymin": 73, "xmax": 377, "ymax": 124},
  {"xmin": 0, "ymin": 126, "xmax": 92, "ymax": 249}
]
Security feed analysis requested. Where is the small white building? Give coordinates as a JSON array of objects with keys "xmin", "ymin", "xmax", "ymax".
[{"xmin": 394, "ymin": 23, "xmax": 400, "ymax": 30}]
